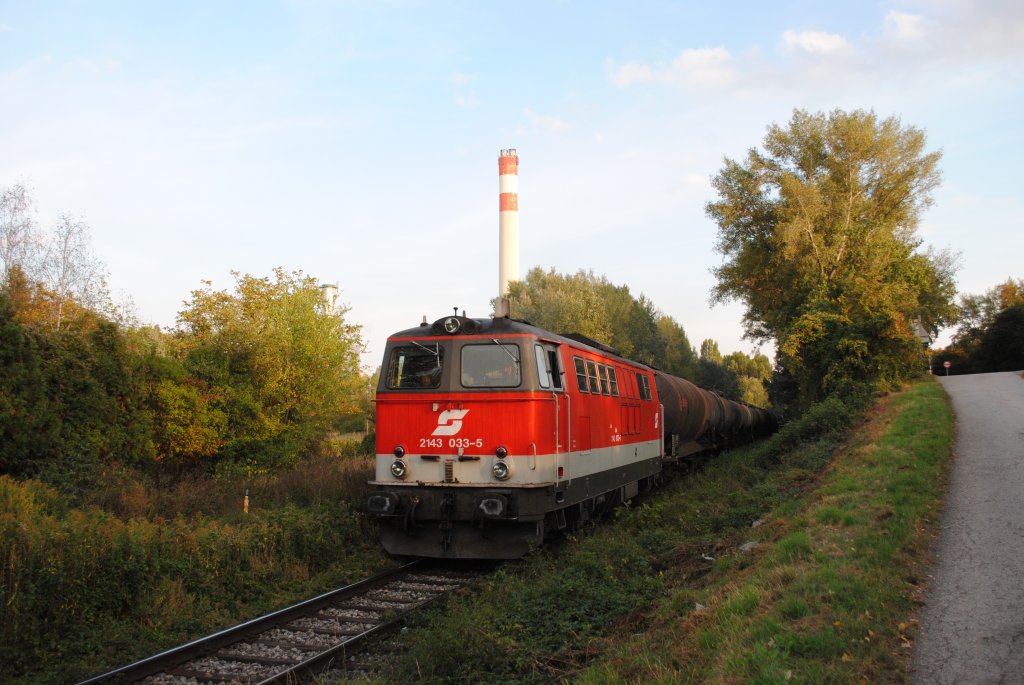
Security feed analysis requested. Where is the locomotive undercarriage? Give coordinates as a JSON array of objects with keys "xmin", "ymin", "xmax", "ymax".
[{"xmin": 369, "ymin": 456, "xmax": 663, "ymax": 559}]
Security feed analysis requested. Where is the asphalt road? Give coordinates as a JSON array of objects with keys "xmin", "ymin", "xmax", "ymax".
[{"xmin": 911, "ymin": 371, "xmax": 1024, "ymax": 685}]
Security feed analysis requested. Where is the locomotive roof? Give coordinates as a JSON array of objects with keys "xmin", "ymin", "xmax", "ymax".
[{"xmin": 387, "ymin": 315, "xmax": 651, "ymax": 370}]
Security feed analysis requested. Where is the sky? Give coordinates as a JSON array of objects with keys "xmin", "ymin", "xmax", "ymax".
[{"xmin": 2, "ymin": 0, "xmax": 1022, "ymax": 369}]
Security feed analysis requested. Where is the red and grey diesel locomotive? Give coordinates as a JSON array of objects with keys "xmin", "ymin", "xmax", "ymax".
[{"xmin": 366, "ymin": 313, "xmax": 777, "ymax": 559}]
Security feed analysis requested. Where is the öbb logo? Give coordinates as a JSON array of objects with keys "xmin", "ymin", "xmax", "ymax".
[{"xmin": 432, "ymin": 409, "xmax": 469, "ymax": 436}]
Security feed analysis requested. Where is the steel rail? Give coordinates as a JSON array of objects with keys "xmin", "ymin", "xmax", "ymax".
[
  {"xmin": 75, "ymin": 559, "xmax": 423, "ymax": 685},
  {"xmin": 252, "ymin": 570, "xmax": 462, "ymax": 684}
]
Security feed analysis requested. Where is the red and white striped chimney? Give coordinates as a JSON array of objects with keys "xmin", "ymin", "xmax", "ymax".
[{"xmin": 497, "ymin": 148, "xmax": 519, "ymax": 317}]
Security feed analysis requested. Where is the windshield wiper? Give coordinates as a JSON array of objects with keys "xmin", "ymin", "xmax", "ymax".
[
  {"xmin": 492, "ymin": 338, "xmax": 520, "ymax": 366},
  {"xmin": 411, "ymin": 340, "xmax": 439, "ymax": 356},
  {"xmin": 411, "ymin": 340, "xmax": 441, "ymax": 372}
]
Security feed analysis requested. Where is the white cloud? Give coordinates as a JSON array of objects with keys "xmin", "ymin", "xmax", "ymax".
[
  {"xmin": 670, "ymin": 47, "xmax": 736, "ymax": 86},
  {"xmin": 937, "ymin": 0, "xmax": 1024, "ymax": 58},
  {"xmin": 608, "ymin": 61, "xmax": 652, "ymax": 87},
  {"xmin": 782, "ymin": 29, "xmax": 850, "ymax": 55},
  {"xmin": 0, "ymin": 24, "xmax": 12, "ymax": 33},
  {"xmin": 449, "ymin": 72, "xmax": 474, "ymax": 86},
  {"xmin": 455, "ymin": 94, "xmax": 479, "ymax": 107},
  {"xmin": 606, "ymin": 2, "xmax": 1024, "ymax": 98},
  {"xmin": 608, "ymin": 47, "xmax": 735, "ymax": 89},
  {"xmin": 884, "ymin": 11, "xmax": 927, "ymax": 42},
  {"xmin": 522, "ymin": 107, "xmax": 570, "ymax": 132}
]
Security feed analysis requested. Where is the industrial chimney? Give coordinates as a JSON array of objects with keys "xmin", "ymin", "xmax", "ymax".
[
  {"xmin": 496, "ymin": 148, "xmax": 519, "ymax": 318},
  {"xmin": 320, "ymin": 283, "xmax": 338, "ymax": 315}
]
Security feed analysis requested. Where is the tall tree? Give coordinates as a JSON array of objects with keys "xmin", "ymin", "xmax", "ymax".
[
  {"xmin": 724, "ymin": 350, "xmax": 772, "ymax": 407},
  {"xmin": 506, "ymin": 267, "xmax": 679, "ymax": 367},
  {"xmin": 699, "ymin": 338, "xmax": 723, "ymax": 364},
  {"xmin": 971, "ymin": 304, "xmax": 1024, "ymax": 372},
  {"xmin": 39, "ymin": 214, "xmax": 108, "ymax": 331},
  {"xmin": 505, "ymin": 267, "xmax": 613, "ymax": 344},
  {"xmin": 0, "ymin": 184, "xmax": 38, "ymax": 280},
  {"xmin": 954, "ymin": 278, "xmax": 1024, "ymax": 348},
  {"xmin": 176, "ymin": 269, "xmax": 365, "ymax": 468},
  {"xmin": 654, "ymin": 315, "xmax": 698, "ymax": 379},
  {"xmin": 706, "ymin": 109, "xmax": 958, "ymax": 403}
]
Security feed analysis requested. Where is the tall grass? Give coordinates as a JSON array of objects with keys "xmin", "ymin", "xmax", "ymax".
[
  {"xmin": 0, "ymin": 455, "xmax": 389, "ymax": 684},
  {"xmin": 382, "ymin": 391, "xmax": 868, "ymax": 684},
  {"xmin": 357, "ymin": 381, "xmax": 951, "ymax": 684},
  {"xmin": 583, "ymin": 379, "xmax": 953, "ymax": 684}
]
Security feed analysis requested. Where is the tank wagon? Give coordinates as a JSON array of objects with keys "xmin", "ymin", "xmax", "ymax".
[{"xmin": 367, "ymin": 313, "xmax": 776, "ymax": 559}]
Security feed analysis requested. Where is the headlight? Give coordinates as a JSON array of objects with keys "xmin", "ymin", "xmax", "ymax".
[
  {"xmin": 390, "ymin": 459, "xmax": 407, "ymax": 479},
  {"xmin": 495, "ymin": 445, "xmax": 508, "ymax": 459},
  {"xmin": 492, "ymin": 459, "xmax": 510, "ymax": 481},
  {"xmin": 393, "ymin": 445, "xmax": 405, "ymax": 458},
  {"xmin": 443, "ymin": 317, "xmax": 461, "ymax": 334}
]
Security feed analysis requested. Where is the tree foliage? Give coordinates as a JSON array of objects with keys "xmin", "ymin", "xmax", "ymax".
[
  {"xmin": 506, "ymin": 267, "xmax": 692, "ymax": 371},
  {"xmin": 0, "ymin": 291, "xmax": 154, "ymax": 487},
  {"xmin": 655, "ymin": 315, "xmax": 699, "ymax": 380},
  {"xmin": 1, "ymin": 185, "xmax": 111, "ymax": 330},
  {"xmin": 699, "ymin": 338, "xmax": 723, "ymax": 365},
  {"xmin": 725, "ymin": 350, "xmax": 772, "ymax": 408},
  {"xmin": 39, "ymin": 213, "xmax": 109, "ymax": 331},
  {"xmin": 503, "ymin": 267, "xmax": 774, "ymax": 405},
  {"xmin": 175, "ymin": 268, "xmax": 365, "ymax": 469},
  {"xmin": 971, "ymin": 305, "xmax": 1024, "ymax": 372},
  {"xmin": 935, "ymin": 278, "xmax": 1024, "ymax": 374},
  {"xmin": 706, "ymin": 109, "xmax": 958, "ymax": 404},
  {"xmin": 953, "ymin": 278, "xmax": 1024, "ymax": 348},
  {"xmin": 0, "ymin": 183, "xmax": 37, "ymax": 280},
  {"xmin": 1, "ymin": 255, "xmax": 371, "ymax": 487},
  {"xmin": 690, "ymin": 345, "xmax": 772, "ymax": 407}
]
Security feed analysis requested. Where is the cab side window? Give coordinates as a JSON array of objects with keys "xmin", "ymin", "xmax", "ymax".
[
  {"xmin": 585, "ymin": 360, "xmax": 601, "ymax": 394},
  {"xmin": 635, "ymin": 372, "xmax": 652, "ymax": 400},
  {"xmin": 574, "ymin": 357, "xmax": 589, "ymax": 392},
  {"xmin": 548, "ymin": 349, "xmax": 563, "ymax": 390},
  {"xmin": 535, "ymin": 344, "xmax": 564, "ymax": 390}
]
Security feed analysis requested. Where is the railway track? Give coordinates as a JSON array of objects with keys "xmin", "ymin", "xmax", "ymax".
[{"xmin": 77, "ymin": 560, "xmax": 487, "ymax": 684}]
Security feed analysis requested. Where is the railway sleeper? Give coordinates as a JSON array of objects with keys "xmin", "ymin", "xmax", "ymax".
[
  {"xmin": 165, "ymin": 666, "xmax": 258, "ymax": 682},
  {"xmin": 256, "ymin": 637, "xmax": 332, "ymax": 651},
  {"xmin": 214, "ymin": 650, "xmax": 305, "ymax": 665}
]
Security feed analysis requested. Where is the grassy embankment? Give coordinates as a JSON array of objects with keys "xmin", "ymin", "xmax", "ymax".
[
  {"xmin": 367, "ymin": 379, "xmax": 952, "ymax": 684},
  {"xmin": 0, "ymin": 454, "xmax": 393, "ymax": 684}
]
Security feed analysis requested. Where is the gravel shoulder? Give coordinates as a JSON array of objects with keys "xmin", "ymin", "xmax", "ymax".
[{"xmin": 911, "ymin": 371, "xmax": 1024, "ymax": 685}]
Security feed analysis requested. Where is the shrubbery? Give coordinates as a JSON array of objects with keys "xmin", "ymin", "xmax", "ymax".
[
  {"xmin": 750, "ymin": 396, "xmax": 856, "ymax": 466},
  {"xmin": 0, "ymin": 457, "xmax": 385, "ymax": 683},
  {"xmin": 1, "ymin": 267, "xmax": 374, "ymax": 494}
]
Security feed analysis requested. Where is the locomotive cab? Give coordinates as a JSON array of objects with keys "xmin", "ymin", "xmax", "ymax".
[
  {"xmin": 368, "ymin": 316, "xmax": 568, "ymax": 558},
  {"xmin": 367, "ymin": 315, "xmax": 665, "ymax": 559}
]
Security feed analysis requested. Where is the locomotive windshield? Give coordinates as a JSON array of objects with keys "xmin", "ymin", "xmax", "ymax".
[
  {"xmin": 385, "ymin": 343, "xmax": 444, "ymax": 389},
  {"xmin": 461, "ymin": 342, "xmax": 521, "ymax": 388}
]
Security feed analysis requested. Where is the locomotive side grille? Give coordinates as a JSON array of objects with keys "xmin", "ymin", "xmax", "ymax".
[{"xmin": 444, "ymin": 459, "xmax": 455, "ymax": 483}]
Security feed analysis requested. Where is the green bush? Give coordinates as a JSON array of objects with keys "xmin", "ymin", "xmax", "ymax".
[
  {"xmin": 0, "ymin": 459, "xmax": 386, "ymax": 683},
  {"xmin": 750, "ymin": 396, "xmax": 855, "ymax": 467}
]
